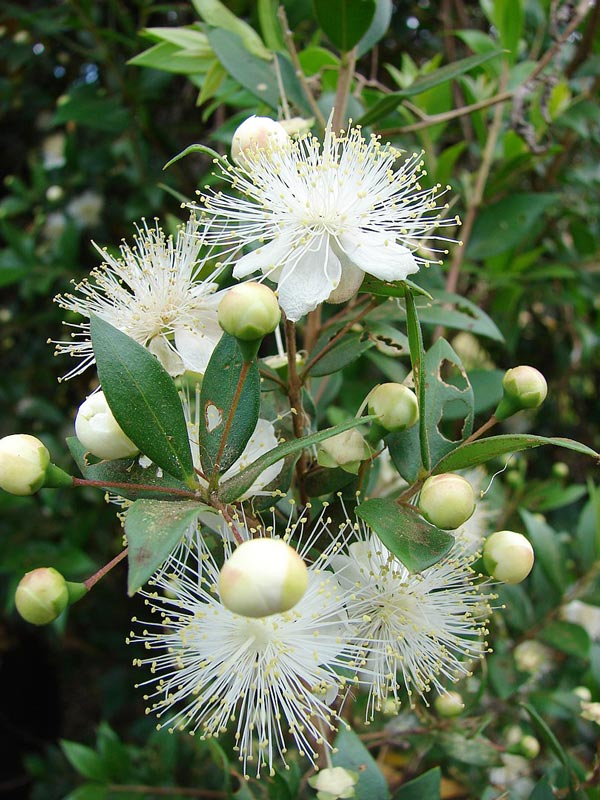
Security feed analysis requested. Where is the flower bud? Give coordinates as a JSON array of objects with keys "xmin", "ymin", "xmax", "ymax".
[
  {"xmin": 418, "ymin": 473, "xmax": 475, "ymax": 530},
  {"xmin": 434, "ymin": 690, "xmax": 465, "ymax": 717},
  {"xmin": 574, "ymin": 686, "xmax": 592, "ymax": 702},
  {"xmin": 75, "ymin": 391, "xmax": 139, "ymax": 460},
  {"xmin": 218, "ymin": 282, "xmax": 281, "ymax": 342},
  {"xmin": 317, "ymin": 429, "xmax": 371, "ymax": 475},
  {"xmin": 15, "ymin": 567, "xmax": 69, "ymax": 625},
  {"xmin": 495, "ymin": 366, "xmax": 547, "ymax": 419},
  {"xmin": 513, "ymin": 640, "xmax": 550, "ymax": 674},
  {"xmin": 518, "ymin": 735, "xmax": 540, "ymax": 759},
  {"xmin": 308, "ymin": 767, "xmax": 359, "ymax": 800},
  {"xmin": 552, "ymin": 461, "xmax": 569, "ymax": 479},
  {"xmin": 231, "ymin": 116, "xmax": 289, "ymax": 164},
  {"xmin": 581, "ymin": 701, "xmax": 600, "ymax": 725},
  {"xmin": 0, "ymin": 434, "xmax": 50, "ymax": 495},
  {"xmin": 367, "ymin": 383, "xmax": 419, "ymax": 432},
  {"xmin": 483, "ymin": 530, "xmax": 534, "ymax": 584},
  {"xmin": 218, "ymin": 538, "xmax": 308, "ymax": 618}
]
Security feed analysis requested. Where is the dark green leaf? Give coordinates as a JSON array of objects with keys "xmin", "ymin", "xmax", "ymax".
[
  {"xmin": 63, "ymin": 786, "xmax": 108, "ymax": 800},
  {"xmin": 125, "ymin": 499, "xmax": 210, "ymax": 594},
  {"xmin": 314, "ymin": 0, "xmax": 376, "ymax": 52},
  {"xmin": 438, "ymin": 733, "xmax": 501, "ymax": 767},
  {"xmin": 520, "ymin": 508, "xmax": 567, "ymax": 593},
  {"xmin": 540, "ymin": 620, "xmax": 591, "ymax": 660},
  {"xmin": 304, "ymin": 466, "xmax": 356, "ymax": 496},
  {"xmin": 488, "ymin": 650, "xmax": 527, "ymax": 699},
  {"xmin": 417, "ymin": 292, "xmax": 504, "ymax": 342},
  {"xmin": 199, "ymin": 333, "xmax": 260, "ymax": 476},
  {"xmin": 60, "ymin": 740, "xmax": 107, "ymax": 782},
  {"xmin": 307, "ymin": 331, "xmax": 376, "ymax": 377},
  {"xmin": 520, "ymin": 702, "xmax": 574, "ymax": 776},
  {"xmin": 90, "ymin": 315, "xmax": 195, "ymax": 483},
  {"xmin": 163, "ymin": 142, "xmax": 228, "ymax": 171},
  {"xmin": 332, "ymin": 727, "xmax": 389, "ymax": 800},
  {"xmin": 53, "ymin": 87, "xmax": 130, "ymax": 133},
  {"xmin": 386, "ymin": 424, "xmax": 421, "ymax": 484},
  {"xmin": 357, "ymin": 0, "xmax": 393, "ymax": 57},
  {"xmin": 356, "ymin": 497, "xmax": 454, "ymax": 572},
  {"xmin": 393, "ymin": 767, "xmax": 440, "ymax": 800},
  {"xmin": 528, "ymin": 777, "xmax": 556, "ymax": 800},
  {"xmin": 361, "ymin": 276, "xmax": 433, "ymax": 300},
  {"xmin": 405, "ymin": 289, "xmax": 429, "ymax": 469}
]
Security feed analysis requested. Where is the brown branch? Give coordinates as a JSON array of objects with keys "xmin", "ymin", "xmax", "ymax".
[
  {"xmin": 285, "ymin": 318, "xmax": 309, "ymax": 504},
  {"xmin": 332, "ymin": 47, "xmax": 358, "ymax": 131},
  {"xmin": 72, "ymin": 477, "xmax": 199, "ymax": 500},
  {"xmin": 84, "ymin": 548, "xmax": 128, "ymax": 591}
]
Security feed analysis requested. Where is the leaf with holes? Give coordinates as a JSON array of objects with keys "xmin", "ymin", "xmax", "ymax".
[
  {"xmin": 356, "ymin": 497, "xmax": 454, "ymax": 572},
  {"xmin": 307, "ymin": 331, "xmax": 375, "ymax": 377},
  {"xmin": 417, "ymin": 291, "xmax": 504, "ymax": 341}
]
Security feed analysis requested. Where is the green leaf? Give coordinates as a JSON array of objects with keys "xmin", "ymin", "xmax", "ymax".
[
  {"xmin": 258, "ymin": 0, "xmax": 286, "ymax": 51},
  {"xmin": 356, "ymin": 0, "xmax": 393, "ymax": 57},
  {"xmin": 314, "ymin": 0, "xmax": 376, "ymax": 53},
  {"xmin": 332, "ymin": 727, "xmax": 389, "ymax": 800},
  {"xmin": 192, "ymin": 0, "xmax": 272, "ymax": 59},
  {"xmin": 520, "ymin": 509, "xmax": 567, "ymax": 594},
  {"xmin": 405, "ymin": 289, "xmax": 429, "ymax": 470},
  {"xmin": 493, "ymin": 0, "xmax": 523, "ymax": 61},
  {"xmin": 433, "ymin": 434, "xmax": 599, "ymax": 473},
  {"xmin": 356, "ymin": 497, "xmax": 454, "ymax": 572},
  {"xmin": 357, "ymin": 50, "xmax": 503, "ymax": 126},
  {"xmin": 199, "ymin": 333, "xmax": 260, "ymax": 477},
  {"xmin": 520, "ymin": 702, "xmax": 575, "ymax": 776},
  {"xmin": 417, "ymin": 291, "xmax": 504, "ymax": 342},
  {"xmin": 61, "ymin": 740, "xmax": 108, "ymax": 782},
  {"xmin": 125, "ymin": 499, "xmax": 210, "ymax": 595},
  {"xmin": 196, "ymin": 58, "xmax": 227, "ymax": 105},
  {"xmin": 528, "ymin": 777, "xmax": 556, "ymax": 800},
  {"xmin": 163, "ymin": 142, "xmax": 228, "ymax": 171},
  {"xmin": 128, "ymin": 41, "xmax": 213, "ymax": 74},
  {"xmin": 386, "ymin": 424, "xmax": 421, "ymax": 483},
  {"xmin": 540, "ymin": 620, "xmax": 591, "ymax": 660},
  {"xmin": 142, "ymin": 26, "xmax": 211, "ymax": 50},
  {"xmin": 219, "ymin": 416, "xmax": 376, "ymax": 502},
  {"xmin": 53, "ymin": 87, "xmax": 130, "ymax": 133},
  {"xmin": 90, "ymin": 315, "xmax": 195, "ymax": 482},
  {"xmin": 393, "ymin": 767, "xmax": 440, "ymax": 799},
  {"xmin": 63, "ymin": 786, "xmax": 108, "ymax": 800},
  {"xmin": 307, "ymin": 331, "xmax": 376, "ymax": 377},
  {"xmin": 438, "ymin": 733, "xmax": 501, "ymax": 767},
  {"xmin": 361, "ymin": 276, "xmax": 433, "ymax": 300}
]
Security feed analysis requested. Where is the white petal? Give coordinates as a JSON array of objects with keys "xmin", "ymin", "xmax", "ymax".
[
  {"xmin": 327, "ymin": 260, "xmax": 364, "ymax": 304},
  {"xmin": 148, "ymin": 335, "xmax": 184, "ymax": 376},
  {"xmin": 174, "ymin": 319, "xmax": 222, "ymax": 374},
  {"xmin": 339, "ymin": 231, "xmax": 419, "ymax": 281},
  {"xmin": 278, "ymin": 235, "xmax": 341, "ymax": 321},
  {"xmin": 233, "ymin": 233, "xmax": 295, "ymax": 279}
]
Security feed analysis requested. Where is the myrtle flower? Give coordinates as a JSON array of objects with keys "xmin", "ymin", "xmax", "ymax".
[
  {"xmin": 331, "ymin": 525, "xmax": 491, "ymax": 716},
  {"xmin": 130, "ymin": 509, "xmax": 358, "ymax": 777},
  {"xmin": 53, "ymin": 215, "xmax": 226, "ymax": 379},
  {"xmin": 198, "ymin": 121, "xmax": 458, "ymax": 321}
]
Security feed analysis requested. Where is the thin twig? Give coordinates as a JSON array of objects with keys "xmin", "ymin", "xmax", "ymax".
[
  {"xmin": 285, "ymin": 318, "xmax": 309, "ymax": 505},
  {"xmin": 332, "ymin": 47, "xmax": 358, "ymax": 131},
  {"xmin": 84, "ymin": 548, "xmax": 128, "ymax": 590},
  {"xmin": 72, "ymin": 477, "xmax": 199, "ymax": 499}
]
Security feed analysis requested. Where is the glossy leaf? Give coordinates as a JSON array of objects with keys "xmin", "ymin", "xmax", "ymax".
[
  {"xmin": 192, "ymin": 0, "xmax": 272, "ymax": 60},
  {"xmin": 128, "ymin": 41, "xmax": 213, "ymax": 74},
  {"xmin": 163, "ymin": 142, "xmax": 228, "ymax": 171},
  {"xmin": 520, "ymin": 508, "xmax": 568, "ymax": 593},
  {"xmin": 438, "ymin": 733, "xmax": 501, "ymax": 767},
  {"xmin": 331, "ymin": 727, "xmax": 389, "ymax": 800},
  {"xmin": 307, "ymin": 331, "xmax": 376, "ymax": 377},
  {"xmin": 90, "ymin": 315, "xmax": 195, "ymax": 482},
  {"xmin": 417, "ymin": 291, "xmax": 504, "ymax": 342},
  {"xmin": 356, "ymin": 0, "xmax": 393, "ymax": 57},
  {"xmin": 125, "ymin": 499, "xmax": 210, "ymax": 595},
  {"xmin": 61, "ymin": 740, "xmax": 108, "ymax": 782},
  {"xmin": 314, "ymin": 0, "xmax": 376, "ymax": 53},
  {"xmin": 405, "ymin": 289, "xmax": 430, "ymax": 470},
  {"xmin": 386, "ymin": 424, "xmax": 421, "ymax": 484},
  {"xmin": 393, "ymin": 768, "xmax": 440, "ymax": 800},
  {"xmin": 356, "ymin": 497, "xmax": 454, "ymax": 572}
]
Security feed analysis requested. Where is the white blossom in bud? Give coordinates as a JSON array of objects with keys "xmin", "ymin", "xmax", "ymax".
[
  {"xmin": 15, "ymin": 567, "xmax": 69, "ymax": 625},
  {"xmin": 518, "ymin": 735, "xmax": 540, "ymax": 759},
  {"xmin": 368, "ymin": 383, "xmax": 419, "ymax": 432},
  {"xmin": 419, "ymin": 473, "xmax": 475, "ymax": 530},
  {"xmin": 231, "ymin": 115, "xmax": 289, "ymax": 164},
  {"xmin": 483, "ymin": 530, "xmax": 534, "ymax": 584},
  {"xmin": 218, "ymin": 282, "xmax": 281, "ymax": 341},
  {"xmin": 495, "ymin": 366, "xmax": 547, "ymax": 419},
  {"xmin": 218, "ymin": 538, "xmax": 309, "ymax": 617},
  {"xmin": 317, "ymin": 429, "xmax": 371, "ymax": 474},
  {"xmin": 75, "ymin": 391, "xmax": 139, "ymax": 460},
  {"xmin": 308, "ymin": 767, "xmax": 359, "ymax": 800},
  {"xmin": 0, "ymin": 434, "xmax": 50, "ymax": 495},
  {"xmin": 581, "ymin": 701, "xmax": 600, "ymax": 725},
  {"xmin": 574, "ymin": 686, "xmax": 592, "ymax": 702},
  {"xmin": 434, "ymin": 690, "xmax": 465, "ymax": 717}
]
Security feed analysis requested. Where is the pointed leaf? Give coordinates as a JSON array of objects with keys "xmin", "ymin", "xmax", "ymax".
[
  {"xmin": 332, "ymin": 727, "xmax": 389, "ymax": 800},
  {"xmin": 405, "ymin": 289, "xmax": 429, "ymax": 469},
  {"xmin": 192, "ymin": 0, "xmax": 272, "ymax": 59},
  {"xmin": 393, "ymin": 767, "xmax": 440, "ymax": 800},
  {"xmin": 314, "ymin": 0, "xmax": 376, "ymax": 53},
  {"xmin": 90, "ymin": 315, "xmax": 195, "ymax": 482}
]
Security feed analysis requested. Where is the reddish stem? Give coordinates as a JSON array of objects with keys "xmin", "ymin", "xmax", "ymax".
[{"xmin": 84, "ymin": 547, "xmax": 128, "ymax": 591}]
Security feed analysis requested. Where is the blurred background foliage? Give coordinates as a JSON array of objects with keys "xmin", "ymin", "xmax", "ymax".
[{"xmin": 0, "ymin": 0, "xmax": 599, "ymax": 797}]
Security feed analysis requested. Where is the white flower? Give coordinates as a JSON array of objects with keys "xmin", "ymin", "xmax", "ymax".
[
  {"xmin": 562, "ymin": 601, "xmax": 600, "ymax": 641},
  {"xmin": 42, "ymin": 132, "xmax": 66, "ymax": 170},
  {"xmin": 54, "ymin": 215, "xmax": 226, "ymax": 379},
  {"xmin": 67, "ymin": 190, "xmax": 104, "ymax": 228},
  {"xmin": 331, "ymin": 527, "xmax": 491, "ymax": 716},
  {"xmin": 198, "ymin": 121, "xmax": 457, "ymax": 321},
  {"xmin": 130, "ymin": 510, "xmax": 358, "ymax": 777}
]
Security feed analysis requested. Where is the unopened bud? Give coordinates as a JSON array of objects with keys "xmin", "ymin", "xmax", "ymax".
[
  {"xmin": 0, "ymin": 434, "xmax": 50, "ymax": 495},
  {"xmin": 418, "ymin": 473, "xmax": 475, "ymax": 530},
  {"xmin": 75, "ymin": 391, "xmax": 139, "ymax": 460},
  {"xmin": 368, "ymin": 383, "xmax": 419, "ymax": 433},
  {"xmin": 279, "ymin": 116, "xmax": 314, "ymax": 137},
  {"xmin": 434, "ymin": 691, "xmax": 465, "ymax": 717},
  {"xmin": 218, "ymin": 282, "xmax": 281, "ymax": 342},
  {"xmin": 308, "ymin": 766, "xmax": 359, "ymax": 800},
  {"xmin": 574, "ymin": 686, "xmax": 592, "ymax": 702},
  {"xmin": 317, "ymin": 429, "xmax": 371, "ymax": 475},
  {"xmin": 231, "ymin": 116, "xmax": 289, "ymax": 164},
  {"xmin": 552, "ymin": 461, "xmax": 569, "ymax": 479},
  {"xmin": 495, "ymin": 366, "xmax": 547, "ymax": 419},
  {"xmin": 219, "ymin": 538, "xmax": 308, "ymax": 618},
  {"xmin": 513, "ymin": 640, "xmax": 549, "ymax": 674},
  {"xmin": 518, "ymin": 735, "xmax": 540, "ymax": 759},
  {"xmin": 15, "ymin": 567, "xmax": 68, "ymax": 625},
  {"xmin": 483, "ymin": 530, "xmax": 534, "ymax": 584}
]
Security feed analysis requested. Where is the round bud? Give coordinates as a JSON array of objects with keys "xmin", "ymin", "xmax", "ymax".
[
  {"xmin": 15, "ymin": 567, "xmax": 69, "ymax": 625},
  {"xmin": 483, "ymin": 530, "xmax": 534, "ymax": 584},
  {"xmin": 0, "ymin": 434, "xmax": 50, "ymax": 495},
  {"xmin": 495, "ymin": 366, "xmax": 547, "ymax": 419},
  {"xmin": 368, "ymin": 383, "xmax": 419, "ymax": 433},
  {"xmin": 231, "ymin": 116, "xmax": 289, "ymax": 164},
  {"xmin": 218, "ymin": 538, "xmax": 308, "ymax": 618},
  {"xmin": 581, "ymin": 701, "xmax": 600, "ymax": 724},
  {"xmin": 317, "ymin": 429, "xmax": 371, "ymax": 475},
  {"xmin": 574, "ymin": 686, "xmax": 592, "ymax": 702},
  {"xmin": 552, "ymin": 461, "xmax": 569, "ymax": 479},
  {"xmin": 308, "ymin": 767, "xmax": 359, "ymax": 800},
  {"xmin": 434, "ymin": 691, "xmax": 465, "ymax": 717},
  {"xmin": 513, "ymin": 640, "xmax": 549, "ymax": 674},
  {"xmin": 518, "ymin": 735, "xmax": 540, "ymax": 759},
  {"xmin": 75, "ymin": 391, "xmax": 139, "ymax": 460},
  {"xmin": 218, "ymin": 282, "xmax": 281, "ymax": 341},
  {"xmin": 418, "ymin": 473, "xmax": 475, "ymax": 530}
]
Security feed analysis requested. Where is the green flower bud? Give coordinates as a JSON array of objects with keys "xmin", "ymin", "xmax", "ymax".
[
  {"xmin": 218, "ymin": 282, "xmax": 281, "ymax": 342},
  {"xmin": 495, "ymin": 366, "xmax": 547, "ymax": 419},
  {"xmin": 308, "ymin": 767, "xmax": 359, "ymax": 800},
  {"xmin": 434, "ymin": 690, "xmax": 465, "ymax": 717},
  {"xmin": 518, "ymin": 735, "xmax": 540, "ymax": 759},
  {"xmin": 15, "ymin": 567, "xmax": 69, "ymax": 625},
  {"xmin": 418, "ymin": 473, "xmax": 475, "ymax": 530},
  {"xmin": 75, "ymin": 391, "xmax": 139, "ymax": 460},
  {"xmin": 317, "ymin": 429, "xmax": 371, "ymax": 475},
  {"xmin": 483, "ymin": 530, "xmax": 534, "ymax": 584},
  {"xmin": 367, "ymin": 383, "xmax": 419, "ymax": 433},
  {"xmin": 552, "ymin": 461, "xmax": 569, "ymax": 479},
  {"xmin": 0, "ymin": 434, "xmax": 50, "ymax": 495},
  {"xmin": 231, "ymin": 116, "xmax": 289, "ymax": 164},
  {"xmin": 574, "ymin": 686, "xmax": 592, "ymax": 702},
  {"xmin": 218, "ymin": 538, "xmax": 308, "ymax": 618}
]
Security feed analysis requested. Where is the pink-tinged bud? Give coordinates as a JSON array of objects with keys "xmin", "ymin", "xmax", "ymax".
[
  {"xmin": 434, "ymin": 691, "xmax": 465, "ymax": 717},
  {"xmin": 0, "ymin": 434, "xmax": 50, "ymax": 495},
  {"xmin": 368, "ymin": 383, "xmax": 419, "ymax": 432},
  {"xmin": 231, "ymin": 116, "xmax": 289, "ymax": 164},
  {"xmin": 15, "ymin": 567, "xmax": 69, "ymax": 625},
  {"xmin": 218, "ymin": 538, "xmax": 308, "ymax": 618},
  {"xmin": 483, "ymin": 530, "xmax": 534, "ymax": 584},
  {"xmin": 419, "ymin": 473, "xmax": 475, "ymax": 530},
  {"xmin": 218, "ymin": 282, "xmax": 281, "ymax": 341},
  {"xmin": 495, "ymin": 366, "xmax": 547, "ymax": 419},
  {"xmin": 75, "ymin": 391, "xmax": 139, "ymax": 460}
]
